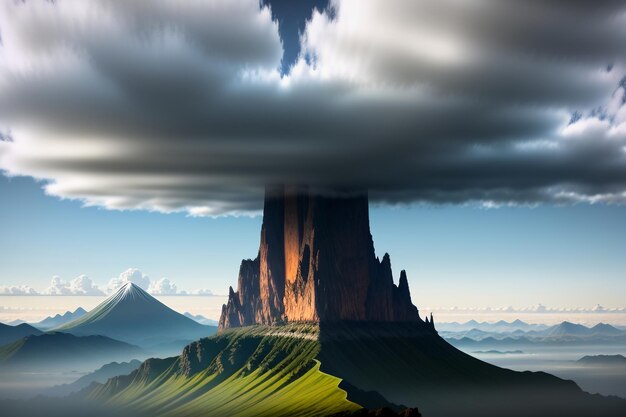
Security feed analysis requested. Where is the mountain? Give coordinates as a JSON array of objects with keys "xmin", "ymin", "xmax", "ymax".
[
  {"xmin": 590, "ymin": 323, "xmax": 623, "ymax": 336},
  {"xmin": 87, "ymin": 325, "xmax": 362, "ymax": 417},
  {"xmin": 33, "ymin": 308, "xmax": 87, "ymax": 330},
  {"xmin": 539, "ymin": 322, "xmax": 624, "ymax": 338},
  {"xmin": 542, "ymin": 321, "xmax": 593, "ymax": 337},
  {"xmin": 80, "ymin": 190, "xmax": 626, "ymax": 417},
  {"xmin": 54, "ymin": 283, "xmax": 216, "ymax": 350},
  {"xmin": 0, "ymin": 332, "xmax": 143, "ymax": 372},
  {"xmin": 443, "ymin": 321, "xmax": 626, "ymax": 346},
  {"xmin": 46, "ymin": 359, "xmax": 142, "ymax": 397},
  {"xmin": 437, "ymin": 319, "xmax": 548, "ymax": 333},
  {"xmin": 0, "ymin": 322, "xmax": 43, "ymax": 346},
  {"xmin": 577, "ymin": 355, "xmax": 626, "ymax": 366},
  {"xmin": 183, "ymin": 312, "xmax": 219, "ymax": 326},
  {"xmin": 85, "ymin": 323, "xmax": 626, "ymax": 417},
  {"xmin": 220, "ymin": 187, "xmax": 424, "ymax": 329}
]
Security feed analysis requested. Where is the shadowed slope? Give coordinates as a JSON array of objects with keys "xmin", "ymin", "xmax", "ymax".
[
  {"xmin": 316, "ymin": 322, "xmax": 626, "ymax": 417},
  {"xmin": 0, "ymin": 323, "xmax": 42, "ymax": 346},
  {"xmin": 85, "ymin": 322, "xmax": 626, "ymax": 417},
  {"xmin": 0, "ymin": 333, "xmax": 143, "ymax": 372}
]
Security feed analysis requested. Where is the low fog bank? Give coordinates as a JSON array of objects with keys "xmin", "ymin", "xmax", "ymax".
[{"xmin": 465, "ymin": 345, "xmax": 626, "ymax": 398}]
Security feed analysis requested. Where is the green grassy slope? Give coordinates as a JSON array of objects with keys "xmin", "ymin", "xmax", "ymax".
[
  {"xmin": 89, "ymin": 324, "xmax": 359, "ymax": 417},
  {"xmin": 87, "ymin": 322, "xmax": 626, "ymax": 417}
]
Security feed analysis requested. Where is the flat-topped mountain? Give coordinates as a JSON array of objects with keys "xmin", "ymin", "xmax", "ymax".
[
  {"xmin": 577, "ymin": 354, "xmax": 626, "ymax": 366},
  {"xmin": 220, "ymin": 187, "xmax": 425, "ymax": 329},
  {"xmin": 54, "ymin": 283, "xmax": 215, "ymax": 350}
]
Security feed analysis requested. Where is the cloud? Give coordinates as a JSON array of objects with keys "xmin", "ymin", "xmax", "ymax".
[
  {"xmin": 107, "ymin": 268, "xmax": 151, "ymax": 293},
  {"xmin": 148, "ymin": 278, "xmax": 178, "ymax": 295},
  {"xmin": 428, "ymin": 304, "xmax": 626, "ymax": 314},
  {"xmin": 0, "ymin": 285, "xmax": 39, "ymax": 295},
  {"xmin": 193, "ymin": 289, "xmax": 215, "ymax": 296},
  {"xmin": 0, "ymin": 0, "xmax": 625, "ymax": 214},
  {"xmin": 44, "ymin": 275, "xmax": 105, "ymax": 295}
]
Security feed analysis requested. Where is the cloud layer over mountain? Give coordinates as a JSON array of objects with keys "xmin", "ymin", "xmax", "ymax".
[
  {"xmin": 46, "ymin": 275, "xmax": 105, "ymax": 296},
  {"xmin": 0, "ymin": 285, "xmax": 39, "ymax": 296},
  {"xmin": 107, "ymin": 268, "xmax": 152, "ymax": 293},
  {"xmin": 0, "ymin": 0, "xmax": 625, "ymax": 215},
  {"xmin": 148, "ymin": 277, "xmax": 179, "ymax": 295},
  {"xmin": 0, "ymin": 269, "xmax": 215, "ymax": 296}
]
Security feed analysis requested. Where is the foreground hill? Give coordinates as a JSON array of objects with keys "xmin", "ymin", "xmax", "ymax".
[
  {"xmin": 87, "ymin": 324, "xmax": 360, "ymax": 417},
  {"xmin": 54, "ymin": 283, "xmax": 216, "ymax": 352},
  {"xmin": 0, "ymin": 332, "xmax": 144, "ymax": 372},
  {"xmin": 0, "ymin": 323, "xmax": 42, "ymax": 346},
  {"xmin": 82, "ymin": 322, "xmax": 626, "ymax": 417}
]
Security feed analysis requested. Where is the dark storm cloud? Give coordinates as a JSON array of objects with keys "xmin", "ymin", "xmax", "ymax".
[{"xmin": 0, "ymin": 0, "xmax": 625, "ymax": 215}]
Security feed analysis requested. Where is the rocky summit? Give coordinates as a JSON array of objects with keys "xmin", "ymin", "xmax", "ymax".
[{"xmin": 219, "ymin": 187, "xmax": 424, "ymax": 330}]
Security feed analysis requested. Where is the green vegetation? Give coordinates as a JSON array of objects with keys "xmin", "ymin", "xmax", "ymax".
[
  {"xmin": 90, "ymin": 324, "xmax": 359, "ymax": 417},
  {"xmin": 87, "ymin": 322, "xmax": 626, "ymax": 417}
]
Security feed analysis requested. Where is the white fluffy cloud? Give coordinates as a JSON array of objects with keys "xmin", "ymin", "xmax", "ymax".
[
  {"xmin": 44, "ymin": 275, "xmax": 105, "ymax": 295},
  {"xmin": 0, "ymin": 1, "xmax": 625, "ymax": 214},
  {"xmin": 193, "ymin": 289, "xmax": 215, "ymax": 296},
  {"xmin": 0, "ymin": 285, "xmax": 39, "ymax": 295},
  {"xmin": 107, "ymin": 268, "xmax": 151, "ymax": 293},
  {"xmin": 148, "ymin": 278, "xmax": 178, "ymax": 295}
]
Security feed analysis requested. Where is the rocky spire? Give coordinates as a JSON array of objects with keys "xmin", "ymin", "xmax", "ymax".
[{"xmin": 219, "ymin": 187, "xmax": 423, "ymax": 330}]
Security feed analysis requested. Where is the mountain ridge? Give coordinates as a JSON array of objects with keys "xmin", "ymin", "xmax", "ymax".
[
  {"xmin": 0, "ymin": 322, "xmax": 43, "ymax": 346},
  {"xmin": 0, "ymin": 332, "xmax": 144, "ymax": 372},
  {"xmin": 34, "ymin": 308, "xmax": 87, "ymax": 330}
]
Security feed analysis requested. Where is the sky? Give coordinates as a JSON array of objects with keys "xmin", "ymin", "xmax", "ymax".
[
  {"xmin": 2, "ymin": 174, "xmax": 626, "ymax": 313},
  {"xmin": 0, "ymin": 1, "xmax": 626, "ymax": 319}
]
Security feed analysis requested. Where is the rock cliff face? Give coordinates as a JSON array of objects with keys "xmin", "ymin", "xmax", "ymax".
[{"xmin": 219, "ymin": 187, "xmax": 423, "ymax": 330}]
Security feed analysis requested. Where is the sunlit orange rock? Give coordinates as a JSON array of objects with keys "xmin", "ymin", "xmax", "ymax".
[{"xmin": 218, "ymin": 187, "xmax": 422, "ymax": 330}]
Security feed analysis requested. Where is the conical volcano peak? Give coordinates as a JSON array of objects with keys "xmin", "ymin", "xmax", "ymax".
[
  {"xmin": 52, "ymin": 279, "xmax": 212, "ymax": 349},
  {"xmin": 120, "ymin": 281, "xmax": 148, "ymax": 296},
  {"xmin": 108, "ymin": 281, "xmax": 153, "ymax": 302}
]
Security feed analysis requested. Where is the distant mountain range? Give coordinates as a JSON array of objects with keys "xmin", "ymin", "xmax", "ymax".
[
  {"xmin": 32, "ymin": 308, "xmax": 87, "ymax": 331},
  {"xmin": 45, "ymin": 359, "xmax": 142, "ymax": 397},
  {"xmin": 0, "ymin": 332, "xmax": 144, "ymax": 372},
  {"xmin": 441, "ymin": 320, "xmax": 625, "ymax": 343},
  {"xmin": 183, "ymin": 312, "xmax": 219, "ymax": 326},
  {"xmin": 53, "ymin": 283, "xmax": 217, "ymax": 352},
  {"xmin": 541, "ymin": 321, "xmax": 623, "ymax": 337},
  {"xmin": 437, "ymin": 319, "xmax": 548, "ymax": 333},
  {"xmin": 0, "ymin": 323, "xmax": 42, "ymax": 346}
]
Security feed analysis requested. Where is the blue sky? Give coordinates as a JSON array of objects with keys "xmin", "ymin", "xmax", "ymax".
[
  {"xmin": 2, "ymin": 175, "xmax": 625, "ymax": 309},
  {"xmin": 0, "ymin": 1, "xmax": 625, "ymax": 314}
]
